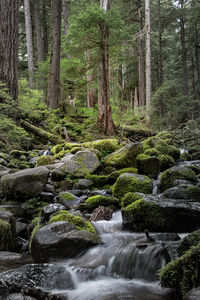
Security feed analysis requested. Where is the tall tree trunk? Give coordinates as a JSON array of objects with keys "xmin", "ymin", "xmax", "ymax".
[
  {"xmin": 34, "ymin": 0, "xmax": 45, "ymax": 63},
  {"xmin": 145, "ymin": 0, "xmax": 152, "ymax": 121},
  {"xmin": 0, "ymin": 0, "xmax": 19, "ymax": 101},
  {"xmin": 41, "ymin": 0, "xmax": 49, "ymax": 58},
  {"xmin": 86, "ymin": 51, "xmax": 96, "ymax": 108},
  {"xmin": 194, "ymin": 22, "xmax": 200, "ymax": 104},
  {"xmin": 24, "ymin": 0, "xmax": 34, "ymax": 89},
  {"xmin": 62, "ymin": 0, "xmax": 69, "ymax": 38},
  {"xmin": 180, "ymin": 0, "xmax": 188, "ymax": 96},
  {"xmin": 137, "ymin": 0, "xmax": 145, "ymax": 107},
  {"xmin": 158, "ymin": 0, "xmax": 164, "ymax": 116},
  {"xmin": 47, "ymin": 0, "xmax": 62, "ymax": 110},
  {"xmin": 98, "ymin": 0, "xmax": 115, "ymax": 135}
]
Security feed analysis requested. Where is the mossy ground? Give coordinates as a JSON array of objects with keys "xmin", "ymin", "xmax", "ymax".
[{"xmin": 49, "ymin": 210, "xmax": 96, "ymax": 234}]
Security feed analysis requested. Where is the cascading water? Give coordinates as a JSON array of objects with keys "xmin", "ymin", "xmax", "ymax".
[{"xmin": 46, "ymin": 211, "xmax": 175, "ymax": 300}]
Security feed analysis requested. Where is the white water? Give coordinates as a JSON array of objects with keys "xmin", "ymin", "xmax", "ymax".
[{"xmin": 48, "ymin": 211, "xmax": 175, "ymax": 300}]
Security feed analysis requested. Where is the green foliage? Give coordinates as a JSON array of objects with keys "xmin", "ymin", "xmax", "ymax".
[
  {"xmin": 49, "ymin": 210, "xmax": 96, "ymax": 234},
  {"xmin": 177, "ymin": 230, "xmax": 200, "ymax": 256}
]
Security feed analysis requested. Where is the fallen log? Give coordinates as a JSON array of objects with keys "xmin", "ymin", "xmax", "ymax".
[
  {"xmin": 118, "ymin": 125, "xmax": 156, "ymax": 140},
  {"xmin": 21, "ymin": 120, "xmax": 63, "ymax": 145}
]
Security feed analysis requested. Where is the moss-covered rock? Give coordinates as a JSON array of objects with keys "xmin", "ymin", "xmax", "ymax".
[
  {"xmin": 163, "ymin": 185, "xmax": 200, "ymax": 201},
  {"xmin": 177, "ymin": 230, "xmax": 200, "ymax": 256},
  {"xmin": 82, "ymin": 139, "xmax": 119, "ymax": 155},
  {"xmin": 112, "ymin": 173, "xmax": 152, "ymax": 199},
  {"xmin": 121, "ymin": 192, "xmax": 145, "ymax": 208},
  {"xmin": 159, "ymin": 243, "xmax": 200, "ymax": 299},
  {"xmin": 64, "ymin": 143, "xmax": 81, "ymax": 150},
  {"xmin": 50, "ymin": 144, "xmax": 64, "ymax": 155},
  {"xmin": 86, "ymin": 174, "xmax": 109, "ymax": 187},
  {"xmin": 49, "ymin": 210, "xmax": 96, "ymax": 234},
  {"xmin": 54, "ymin": 150, "xmax": 69, "ymax": 160},
  {"xmin": 155, "ymin": 140, "xmax": 180, "ymax": 161},
  {"xmin": 143, "ymin": 148, "xmax": 175, "ymax": 171},
  {"xmin": 108, "ymin": 167, "xmax": 138, "ymax": 183},
  {"xmin": 85, "ymin": 195, "xmax": 119, "ymax": 211},
  {"xmin": 137, "ymin": 154, "xmax": 160, "ymax": 179},
  {"xmin": 10, "ymin": 150, "xmax": 27, "ymax": 159},
  {"xmin": 104, "ymin": 143, "xmax": 143, "ymax": 169},
  {"xmin": 0, "ymin": 219, "xmax": 14, "ymax": 251},
  {"xmin": 160, "ymin": 166, "xmax": 197, "ymax": 192},
  {"xmin": 36, "ymin": 155, "xmax": 54, "ymax": 167}
]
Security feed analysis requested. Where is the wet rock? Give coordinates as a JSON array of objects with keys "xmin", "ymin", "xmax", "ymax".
[
  {"xmin": 31, "ymin": 221, "xmax": 99, "ymax": 263},
  {"xmin": 0, "ymin": 205, "xmax": 25, "ymax": 218},
  {"xmin": 73, "ymin": 179, "xmax": 93, "ymax": 189},
  {"xmin": 58, "ymin": 192, "xmax": 81, "ymax": 209},
  {"xmin": 122, "ymin": 195, "xmax": 200, "ymax": 232},
  {"xmin": 41, "ymin": 203, "xmax": 66, "ymax": 221},
  {"xmin": 0, "ymin": 264, "xmax": 74, "ymax": 297},
  {"xmin": 5, "ymin": 293, "xmax": 37, "ymax": 300},
  {"xmin": 89, "ymin": 189, "xmax": 112, "ymax": 197},
  {"xmin": 44, "ymin": 184, "xmax": 55, "ymax": 194},
  {"xmin": 67, "ymin": 189, "xmax": 83, "ymax": 197},
  {"xmin": 40, "ymin": 192, "xmax": 54, "ymax": 202},
  {"xmin": 162, "ymin": 185, "xmax": 200, "ymax": 201},
  {"xmin": 90, "ymin": 206, "xmax": 113, "ymax": 221},
  {"xmin": 151, "ymin": 233, "xmax": 180, "ymax": 242},
  {"xmin": 184, "ymin": 287, "xmax": 200, "ymax": 300},
  {"xmin": 1, "ymin": 167, "xmax": 49, "ymax": 201},
  {"xmin": 137, "ymin": 154, "xmax": 160, "ymax": 179},
  {"xmin": 0, "ymin": 209, "xmax": 14, "ymax": 222}
]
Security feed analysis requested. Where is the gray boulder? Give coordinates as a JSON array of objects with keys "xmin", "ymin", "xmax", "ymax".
[
  {"xmin": 73, "ymin": 179, "xmax": 93, "ymax": 189},
  {"xmin": 31, "ymin": 221, "xmax": 99, "ymax": 263},
  {"xmin": 1, "ymin": 167, "xmax": 49, "ymax": 201},
  {"xmin": 184, "ymin": 287, "xmax": 200, "ymax": 300},
  {"xmin": 122, "ymin": 194, "xmax": 200, "ymax": 232},
  {"xmin": 40, "ymin": 203, "xmax": 66, "ymax": 221},
  {"xmin": 58, "ymin": 192, "xmax": 81, "ymax": 209}
]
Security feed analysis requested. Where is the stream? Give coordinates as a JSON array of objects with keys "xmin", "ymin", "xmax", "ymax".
[{"xmin": 41, "ymin": 211, "xmax": 176, "ymax": 300}]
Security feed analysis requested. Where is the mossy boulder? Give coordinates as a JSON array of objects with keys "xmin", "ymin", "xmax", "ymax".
[
  {"xmin": 10, "ymin": 150, "xmax": 27, "ymax": 159},
  {"xmin": 137, "ymin": 154, "xmax": 160, "ymax": 179},
  {"xmin": 108, "ymin": 167, "xmax": 138, "ymax": 183},
  {"xmin": 86, "ymin": 174, "xmax": 109, "ymax": 187},
  {"xmin": 163, "ymin": 185, "xmax": 200, "ymax": 201},
  {"xmin": 0, "ymin": 219, "xmax": 14, "ymax": 251},
  {"xmin": 64, "ymin": 143, "xmax": 81, "ymax": 150},
  {"xmin": 143, "ymin": 148, "xmax": 175, "ymax": 171},
  {"xmin": 159, "ymin": 243, "xmax": 200, "ymax": 299},
  {"xmin": 36, "ymin": 155, "xmax": 54, "ymax": 167},
  {"xmin": 122, "ymin": 195, "xmax": 200, "ymax": 232},
  {"xmin": 155, "ymin": 140, "xmax": 180, "ymax": 161},
  {"xmin": 31, "ymin": 220, "xmax": 99, "ymax": 263},
  {"xmin": 121, "ymin": 192, "xmax": 145, "ymax": 208},
  {"xmin": 160, "ymin": 166, "xmax": 197, "ymax": 193},
  {"xmin": 104, "ymin": 143, "xmax": 143, "ymax": 169},
  {"xmin": 58, "ymin": 192, "xmax": 81, "ymax": 209},
  {"xmin": 177, "ymin": 230, "xmax": 200, "ymax": 256},
  {"xmin": 112, "ymin": 173, "xmax": 152, "ymax": 199},
  {"xmin": 54, "ymin": 150, "xmax": 69, "ymax": 160},
  {"xmin": 1, "ymin": 166, "xmax": 49, "ymax": 201},
  {"xmin": 82, "ymin": 139, "xmax": 119, "ymax": 155},
  {"xmin": 85, "ymin": 195, "xmax": 119, "ymax": 211}
]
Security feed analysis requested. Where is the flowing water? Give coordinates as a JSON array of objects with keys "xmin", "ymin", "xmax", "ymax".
[{"xmin": 47, "ymin": 211, "xmax": 175, "ymax": 300}]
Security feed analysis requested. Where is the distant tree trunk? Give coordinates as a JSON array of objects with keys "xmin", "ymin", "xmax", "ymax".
[
  {"xmin": 41, "ymin": 0, "xmax": 49, "ymax": 58},
  {"xmin": 24, "ymin": 0, "xmax": 34, "ymax": 89},
  {"xmin": 0, "ymin": 0, "xmax": 19, "ymax": 101},
  {"xmin": 137, "ymin": 0, "xmax": 145, "ymax": 107},
  {"xmin": 145, "ymin": 0, "xmax": 152, "ymax": 121},
  {"xmin": 98, "ymin": 0, "xmax": 115, "ymax": 135},
  {"xmin": 34, "ymin": 0, "xmax": 45, "ymax": 63},
  {"xmin": 158, "ymin": 0, "xmax": 164, "ymax": 116},
  {"xmin": 47, "ymin": 0, "xmax": 62, "ymax": 109},
  {"xmin": 180, "ymin": 0, "xmax": 188, "ymax": 96},
  {"xmin": 194, "ymin": 22, "xmax": 200, "ymax": 103},
  {"xmin": 62, "ymin": 0, "xmax": 69, "ymax": 38}
]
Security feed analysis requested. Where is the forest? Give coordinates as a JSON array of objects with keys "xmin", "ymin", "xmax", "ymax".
[{"xmin": 0, "ymin": 1, "xmax": 200, "ymax": 300}]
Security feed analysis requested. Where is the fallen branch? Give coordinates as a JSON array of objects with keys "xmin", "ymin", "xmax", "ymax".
[{"xmin": 21, "ymin": 120, "xmax": 63, "ymax": 145}]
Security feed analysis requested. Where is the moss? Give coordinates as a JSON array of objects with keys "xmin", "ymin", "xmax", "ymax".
[
  {"xmin": 104, "ymin": 143, "xmax": 143, "ymax": 169},
  {"xmin": 155, "ymin": 140, "xmax": 180, "ymax": 160},
  {"xmin": 122, "ymin": 199, "xmax": 165, "ymax": 231},
  {"xmin": 157, "ymin": 154, "xmax": 175, "ymax": 171},
  {"xmin": 121, "ymin": 192, "xmax": 144, "ymax": 208},
  {"xmin": 156, "ymin": 131, "xmax": 172, "ymax": 139},
  {"xmin": 112, "ymin": 173, "xmax": 152, "ymax": 199},
  {"xmin": 82, "ymin": 139, "xmax": 119, "ymax": 154},
  {"xmin": 0, "ymin": 219, "xmax": 14, "ymax": 251},
  {"xmin": 108, "ymin": 167, "xmax": 138, "ymax": 183},
  {"xmin": 70, "ymin": 147, "xmax": 84, "ymax": 154},
  {"xmin": 36, "ymin": 155, "xmax": 54, "ymax": 167},
  {"xmin": 177, "ymin": 230, "xmax": 200, "ymax": 256},
  {"xmin": 54, "ymin": 149, "xmax": 69, "ymax": 160},
  {"xmin": 144, "ymin": 148, "xmax": 160, "ymax": 156},
  {"xmin": 18, "ymin": 162, "xmax": 34, "ymax": 169},
  {"xmin": 10, "ymin": 150, "xmax": 27, "ymax": 158},
  {"xmin": 50, "ymin": 144, "xmax": 64, "ymax": 155},
  {"xmin": 137, "ymin": 154, "xmax": 160, "ymax": 179},
  {"xmin": 28, "ymin": 151, "xmax": 38, "ymax": 158},
  {"xmin": 64, "ymin": 143, "xmax": 80, "ymax": 150},
  {"xmin": 86, "ymin": 195, "xmax": 119, "ymax": 211},
  {"xmin": 31, "ymin": 217, "xmax": 40, "ymax": 227},
  {"xmin": 59, "ymin": 192, "xmax": 76, "ymax": 202},
  {"xmin": 180, "ymin": 152, "xmax": 192, "ymax": 161},
  {"xmin": 186, "ymin": 186, "xmax": 200, "ymax": 201},
  {"xmin": 24, "ymin": 198, "xmax": 48, "ymax": 217},
  {"xmin": 29, "ymin": 224, "xmax": 41, "ymax": 252},
  {"xmin": 160, "ymin": 167, "xmax": 197, "ymax": 192},
  {"xmin": 159, "ymin": 243, "xmax": 200, "ymax": 299},
  {"xmin": 49, "ymin": 210, "xmax": 96, "ymax": 234},
  {"xmin": 7, "ymin": 159, "xmax": 21, "ymax": 168},
  {"xmin": 86, "ymin": 174, "xmax": 109, "ymax": 187}
]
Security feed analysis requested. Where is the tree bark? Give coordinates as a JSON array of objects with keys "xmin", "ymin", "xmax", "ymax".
[
  {"xmin": 145, "ymin": 0, "xmax": 152, "ymax": 121},
  {"xmin": 98, "ymin": 0, "xmax": 115, "ymax": 135},
  {"xmin": 137, "ymin": 0, "xmax": 145, "ymax": 107},
  {"xmin": 158, "ymin": 0, "xmax": 164, "ymax": 116},
  {"xmin": 180, "ymin": 0, "xmax": 188, "ymax": 96},
  {"xmin": 24, "ymin": 0, "xmax": 34, "ymax": 89},
  {"xmin": 0, "ymin": 0, "xmax": 18, "ymax": 101},
  {"xmin": 47, "ymin": 0, "xmax": 62, "ymax": 109},
  {"xmin": 34, "ymin": 0, "xmax": 45, "ymax": 63},
  {"xmin": 86, "ymin": 50, "xmax": 96, "ymax": 108},
  {"xmin": 62, "ymin": 0, "xmax": 69, "ymax": 38}
]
